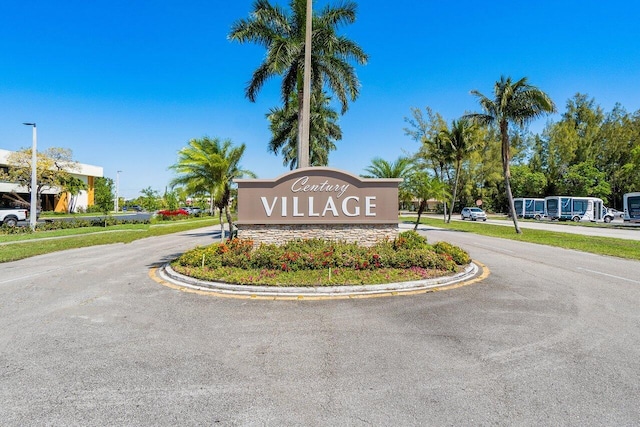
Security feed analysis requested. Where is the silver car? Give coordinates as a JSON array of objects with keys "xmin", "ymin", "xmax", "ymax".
[{"xmin": 461, "ymin": 207, "xmax": 487, "ymax": 221}]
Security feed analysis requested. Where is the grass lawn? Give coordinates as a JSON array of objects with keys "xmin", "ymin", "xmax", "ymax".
[
  {"xmin": 2, "ymin": 215, "xmax": 639, "ymax": 264},
  {"xmin": 0, "ymin": 218, "xmax": 220, "ymax": 263},
  {"xmin": 401, "ymin": 216, "xmax": 640, "ymax": 261}
]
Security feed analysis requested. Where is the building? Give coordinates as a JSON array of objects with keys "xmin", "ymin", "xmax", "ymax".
[{"xmin": 0, "ymin": 148, "xmax": 103, "ymax": 212}]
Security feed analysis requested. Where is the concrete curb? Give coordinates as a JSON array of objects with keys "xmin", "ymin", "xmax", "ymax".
[{"xmin": 157, "ymin": 261, "xmax": 483, "ymax": 299}]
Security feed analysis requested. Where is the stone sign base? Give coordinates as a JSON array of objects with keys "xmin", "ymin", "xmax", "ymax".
[{"xmin": 237, "ymin": 223, "xmax": 399, "ymax": 247}]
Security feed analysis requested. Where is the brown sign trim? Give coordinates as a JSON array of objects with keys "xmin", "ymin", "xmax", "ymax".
[{"xmin": 235, "ymin": 167, "xmax": 401, "ymax": 225}]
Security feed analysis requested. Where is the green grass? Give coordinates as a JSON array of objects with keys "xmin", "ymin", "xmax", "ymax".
[
  {"xmin": 0, "ymin": 218, "xmax": 220, "ymax": 263},
  {"xmin": 172, "ymin": 265, "xmax": 454, "ymax": 287},
  {"xmin": 402, "ymin": 216, "xmax": 640, "ymax": 260}
]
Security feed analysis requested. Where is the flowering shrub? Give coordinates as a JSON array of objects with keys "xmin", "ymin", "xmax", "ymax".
[
  {"xmin": 156, "ymin": 209, "xmax": 189, "ymax": 221},
  {"xmin": 174, "ymin": 231, "xmax": 469, "ymax": 274},
  {"xmin": 432, "ymin": 241, "xmax": 471, "ymax": 265}
]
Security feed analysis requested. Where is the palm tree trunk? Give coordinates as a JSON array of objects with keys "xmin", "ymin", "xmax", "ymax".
[
  {"xmin": 414, "ymin": 199, "xmax": 426, "ymax": 230},
  {"xmin": 225, "ymin": 204, "xmax": 234, "ymax": 241},
  {"xmin": 440, "ymin": 166, "xmax": 447, "ymax": 222},
  {"xmin": 447, "ymin": 159, "xmax": 462, "ymax": 223},
  {"xmin": 501, "ymin": 121, "xmax": 522, "ymax": 234},
  {"xmin": 218, "ymin": 207, "xmax": 224, "ymax": 243},
  {"xmin": 296, "ymin": 87, "xmax": 305, "ymax": 169}
]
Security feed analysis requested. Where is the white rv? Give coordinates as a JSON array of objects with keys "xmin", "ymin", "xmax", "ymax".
[
  {"xmin": 513, "ymin": 198, "xmax": 545, "ymax": 220},
  {"xmin": 544, "ymin": 196, "xmax": 614, "ymax": 223},
  {"xmin": 623, "ymin": 192, "xmax": 640, "ymax": 223}
]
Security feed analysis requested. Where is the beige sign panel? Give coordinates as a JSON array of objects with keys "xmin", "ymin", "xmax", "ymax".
[{"xmin": 235, "ymin": 167, "xmax": 401, "ymax": 224}]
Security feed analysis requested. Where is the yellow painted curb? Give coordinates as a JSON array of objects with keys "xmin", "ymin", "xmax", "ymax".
[{"xmin": 148, "ymin": 260, "xmax": 490, "ymax": 301}]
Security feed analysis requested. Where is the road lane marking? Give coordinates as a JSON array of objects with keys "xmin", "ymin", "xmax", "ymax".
[{"xmin": 576, "ymin": 267, "xmax": 640, "ymax": 284}]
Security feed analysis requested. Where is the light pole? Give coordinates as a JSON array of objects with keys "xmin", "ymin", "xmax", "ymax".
[
  {"xmin": 115, "ymin": 170, "xmax": 122, "ymax": 212},
  {"xmin": 22, "ymin": 122, "xmax": 37, "ymax": 230}
]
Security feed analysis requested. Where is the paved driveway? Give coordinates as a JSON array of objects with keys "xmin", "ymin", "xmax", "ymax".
[{"xmin": 1, "ymin": 225, "xmax": 639, "ymax": 425}]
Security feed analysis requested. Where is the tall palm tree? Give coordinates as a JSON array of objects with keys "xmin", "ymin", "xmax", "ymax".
[
  {"xmin": 465, "ymin": 76, "xmax": 555, "ymax": 233},
  {"xmin": 440, "ymin": 118, "xmax": 477, "ymax": 223},
  {"xmin": 170, "ymin": 137, "xmax": 255, "ymax": 240},
  {"xmin": 267, "ymin": 90, "xmax": 341, "ymax": 169},
  {"xmin": 229, "ymin": 0, "xmax": 367, "ymax": 163}
]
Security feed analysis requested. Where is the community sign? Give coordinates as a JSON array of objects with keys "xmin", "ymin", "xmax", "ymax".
[{"xmin": 235, "ymin": 168, "xmax": 401, "ymax": 225}]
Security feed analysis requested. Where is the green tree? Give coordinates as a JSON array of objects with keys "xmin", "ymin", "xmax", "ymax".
[
  {"xmin": 404, "ymin": 106, "xmax": 451, "ymax": 179},
  {"xmin": 170, "ymin": 137, "xmax": 255, "ymax": 240},
  {"xmin": 362, "ymin": 156, "xmax": 414, "ymax": 179},
  {"xmin": 557, "ymin": 161, "xmax": 611, "ymax": 201},
  {"xmin": 405, "ymin": 172, "xmax": 450, "ymax": 230},
  {"xmin": 93, "ymin": 177, "xmax": 114, "ymax": 214},
  {"xmin": 229, "ymin": 0, "xmax": 367, "ymax": 161},
  {"xmin": 162, "ymin": 188, "xmax": 180, "ymax": 210},
  {"xmin": 362, "ymin": 156, "xmax": 415, "ymax": 208},
  {"xmin": 466, "ymin": 76, "xmax": 555, "ymax": 234},
  {"xmin": 59, "ymin": 175, "xmax": 88, "ymax": 213},
  {"xmin": 404, "ymin": 106, "xmax": 457, "ymax": 220},
  {"xmin": 267, "ymin": 91, "xmax": 341, "ymax": 169},
  {"xmin": 140, "ymin": 187, "xmax": 160, "ymax": 212},
  {"xmin": 510, "ymin": 165, "xmax": 547, "ymax": 199},
  {"xmin": 440, "ymin": 118, "xmax": 478, "ymax": 222}
]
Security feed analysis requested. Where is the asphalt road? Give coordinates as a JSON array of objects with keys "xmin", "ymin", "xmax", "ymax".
[{"xmin": 1, "ymin": 224, "xmax": 639, "ymax": 425}]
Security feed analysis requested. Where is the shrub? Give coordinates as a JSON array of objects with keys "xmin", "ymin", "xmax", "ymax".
[
  {"xmin": 156, "ymin": 209, "xmax": 189, "ymax": 221},
  {"xmin": 175, "ymin": 246, "xmax": 222, "ymax": 268},
  {"xmin": 0, "ymin": 224, "xmax": 34, "ymax": 234},
  {"xmin": 392, "ymin": 230, "xmax": 429, "ymax": 250},
  {"xmin": 173, "ymin": 236, "xmax": 471, "ymax": 275},
  {"xmin": 432, "ymin": 241, "xmax": 471, "ymax": 265}
]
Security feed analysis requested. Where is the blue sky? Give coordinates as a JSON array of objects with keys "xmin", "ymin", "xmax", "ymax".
[{"xmin": 1, "ymin": 0, "xmax": 639, "ymax": 199}]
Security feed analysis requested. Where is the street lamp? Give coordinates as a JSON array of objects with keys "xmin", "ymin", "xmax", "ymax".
[
  {"xmin": 115, "ymin": 170, "xmax": 122, "ymax": 212},
  {"xmin": 22, "ymin": 122, "xmax": 37, "ymax": 230}
]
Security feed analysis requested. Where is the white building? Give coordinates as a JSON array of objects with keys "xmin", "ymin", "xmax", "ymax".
[{"xmin": 0, "ymin": 148, "xmax": 103, "ymax": 212}]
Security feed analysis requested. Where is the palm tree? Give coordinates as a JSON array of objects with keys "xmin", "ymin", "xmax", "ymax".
[
  {"xmin": 465, "ymin": 76, "xmax": 555, "ymax": 233},
  {"xmin": 170, "ymin": 137, "xmax": 255, "ymax": 240},
  {"xmin": 405, "ymin": 172, "xmax": 450, "ymax": 230},
  {"xmin": 229, "ymin": 0, "xmax": 367, "ymax": 163},
  {"xmin": 362, "ymin": 156, "xmax": 414, "ymax": 179},
  {"xmin": 362, "ymin": 156, "xmax": 415, "ymax": 209},
  {"xmin": 440, "ymin": 118, "xmax": 477, "ymax": 223},
  {"xmin": 267, "ymin": 91, "xmax": 341, "ymax": 169}
]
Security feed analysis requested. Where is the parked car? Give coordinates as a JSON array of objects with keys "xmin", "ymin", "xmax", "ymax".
[
  {"xmin": 607, "ymin": 208, "xmax": 623, "ymax": 218},
  {"xmin": 461, "ymin": 207, "xmax": 487, "ymax": 221},
  {"xmin": 123, "ymin": 205, "xmax": 143, "ymax": 212},
  {"xmin": 180, "ymin": 206, "xmax": 202, "ymax": 215},
  {"xmin": 0, "ymin": 207, "xmax": 28, "ymax": 226}
]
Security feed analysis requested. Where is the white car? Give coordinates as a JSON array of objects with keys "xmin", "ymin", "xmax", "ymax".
[{"xmin": 461, "ymin": 207, "xmax": 487, "ymax": 221}]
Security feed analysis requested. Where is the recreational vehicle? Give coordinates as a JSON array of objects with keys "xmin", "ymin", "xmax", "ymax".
[
  {"xmin": 544, "ymin": 196, "xmax": 615, "ymax": 223},
  {"xmin": 513, "ymin": 198, "xmax": 545, "ymax": 220},
  {"xmin": 623, "ymin": 192, "xmax": 640, "ymax": 223}
]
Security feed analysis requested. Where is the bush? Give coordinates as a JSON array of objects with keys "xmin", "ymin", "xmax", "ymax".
[
  {"xmin": 0, "ymin": 224, "xmax": 34, "ymax": 234},
  {"xmin": 392, "ymin": 230, "xmax": 430, "ymax": 250},
  {"xmin": 432, "ymin": 241, "xmax": 471, "ymax": 265},
  {"xmin": 175, "ymin": 246, "xmax": 222, "ymax": 269},
  {"xmin": 156, "ymin": 209, "xmax": 189, "ymax": 221},
  {"xmin": 173, "ymin": 235, "xmax": 471, "ymax": 274}
]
